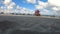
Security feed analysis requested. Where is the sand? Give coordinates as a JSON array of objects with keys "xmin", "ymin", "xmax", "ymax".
[{"xmin": 0, "ymin": 15, "xmax": 60, "ymax": 34}]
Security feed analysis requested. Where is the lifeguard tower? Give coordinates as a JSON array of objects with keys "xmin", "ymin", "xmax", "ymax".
[{"xmin": 35, "ymin": 10, "xmax": 41, "ymax": 16}]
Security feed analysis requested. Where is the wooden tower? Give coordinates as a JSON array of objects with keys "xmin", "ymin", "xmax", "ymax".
[{"xmin": 35, "ymin": 10, "xmax": 41, "ymax": 16}]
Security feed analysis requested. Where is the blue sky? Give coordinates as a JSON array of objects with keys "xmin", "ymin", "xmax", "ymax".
[
  {"xmin": 12, "ymin": 0, "xmax": 52, "ymax": 15},
  {"xmin": 0, "ymin": 0, "xmax": 60, "ymax": 16},
  {"xmin": 12, "ymin": 0, "xmax": 47, "ymax": 10},
  {"xmin": 0, "ymin": 0, "xmax": 54, "ymax": 15}
]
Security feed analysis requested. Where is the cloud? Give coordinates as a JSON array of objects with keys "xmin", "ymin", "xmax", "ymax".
[
  {"xmin": 35, "ymin": 1, "xmax": 48, "ymax": 9},
  {"xmin": 26, "ymin": 0, "xmax": 36, "ymax": 4},
  {"xmin": 7, "ymin": 2, "xmax": 16, "ymax": 9},
  {"xmin": 48, "ymin": 0, "xmax": 60, "ymax": 16},
  {"xmin": 52, "ymin": 7, "xmax": 59, "ymax": 11},
  {"xmin": 35, "ymin": 5, "xmax": 43, "ymax": 9},
  {"xmin": 48, "ymin": 0, "xmax": 60, "ymax": 11},
  {"xmin": 16, "ymin": 6, "xmax": 34, "ymax": 14},
  {"xmin": 0, "ymin": 0, "xmax": 16, "ymax": 13},
  {"xmin": 35, "ymin": 0, "xmax": 60, "ymax": 16},
  {"xmin": 38, "ymin": 1, "xmax": 48, "ymax": 8},
  {"xmin": 48, "ymin": 0, "xmax": 60, "ymax": 6},
  {"xmin": 19, "ymin": 7, "xmax": 34, "ymax": 14},
  {"xmin": 1, "ymin": 0, "xmax": 60, "ymax": 15},
  {"xmin": 16, "ymin": 5, "xmax": 22, "ymax": 10},
  {"xmin": 0, "ymin": 0, "xmax": 34, "ymax": 14},
  {"xmin": 4, "ymin": 0, "xmax": 12, "ymax": 5},
  {"xmin": 0, "ymin": 6, "xmax": 4, "ymax": 9},
  {"xmin": 43, "ymin": 9, "xmax": 49, "ymax": 13},
  {"xmin": 0, "ymin": 0, "xmax": 16, "ymax": 10}
]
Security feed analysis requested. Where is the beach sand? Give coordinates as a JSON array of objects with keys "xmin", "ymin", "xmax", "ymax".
[{"xmin": 0, "ymin": 15, "xmax": 60, "ymax": 34}]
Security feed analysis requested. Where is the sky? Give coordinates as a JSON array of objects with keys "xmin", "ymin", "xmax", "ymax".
[
  {"xmin": 0, "ymin": 0, "xmax": 60, "ymax": 16},
  {"xmin": 12, "ymin": 0, "xmax": 47, "ymax": 10},
  {"xmin": 12, "ymin": 0, "xmax": 36, "ymax": 10}
]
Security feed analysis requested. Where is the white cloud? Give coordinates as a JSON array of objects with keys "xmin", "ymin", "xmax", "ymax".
[
  {"xmin": 35, "ymin": 0, "xmax": 60, "ymax": 16},
  {"xmin": 35, "ymin": 1, "xmax": 48, "ymax": 10},
  {"xmin": 7, "ymin": 2, "xmax": 16, "ymax": 9},
  {"xmin": 48, "ymin": 0, "xmax": 60, "ymax": 6},
  {"xmin": 4, "ymin": 0, "xmax": 12, "ymax": 5},
  {"xmin": 0, "ymin": 6, "xmax": 4, "ymax": 9},
  {"xmin": 48, "ymin": 0, "xmax": 60, "ymax": 11},
  {"xmin": 0, "ymin": 0, "xmax": 34, "ymax": 14},
  {"xmin": 14, "ymin": 5, "xmax": 34, "ymax": 14},
  {"xmin": 16, "ymin": 5, "xmax": 21, "ymax": 9},
  {"xmin": 9, "ymin": 2, "xmax": 16, "ymax": 6},
  {"xmin": 0, "ymin": 0, "xmax": 16, "ymax": 13},
  {"xmin": 35, "ymin": 5, "xmax": 43, "ymax": 9},
  {"xmin": 26, "ymin": 0, "xmax": 36, "ymax": 4},
  {"xmin": 0, "ymin": 0, "xmax": 16, "ymax": 10},
  {"xmin": 20, "ymin": 7, "xmax": 34, "ymax": 14},
  {"xmin": 38, "ymin": 1, "xmax": 48, "ymax": 8},
  {"xmin": 52, "ymin": 7, "xmax": 59, "ymax": 11},
  {"xmin": 44, "ymin": 9, "xmax": 49, "ymax": 14}
]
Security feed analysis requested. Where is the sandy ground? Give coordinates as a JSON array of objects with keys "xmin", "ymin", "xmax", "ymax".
[{"xmin": 0, "ymin": 15, "xmax": 60, "ymax": 34}]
